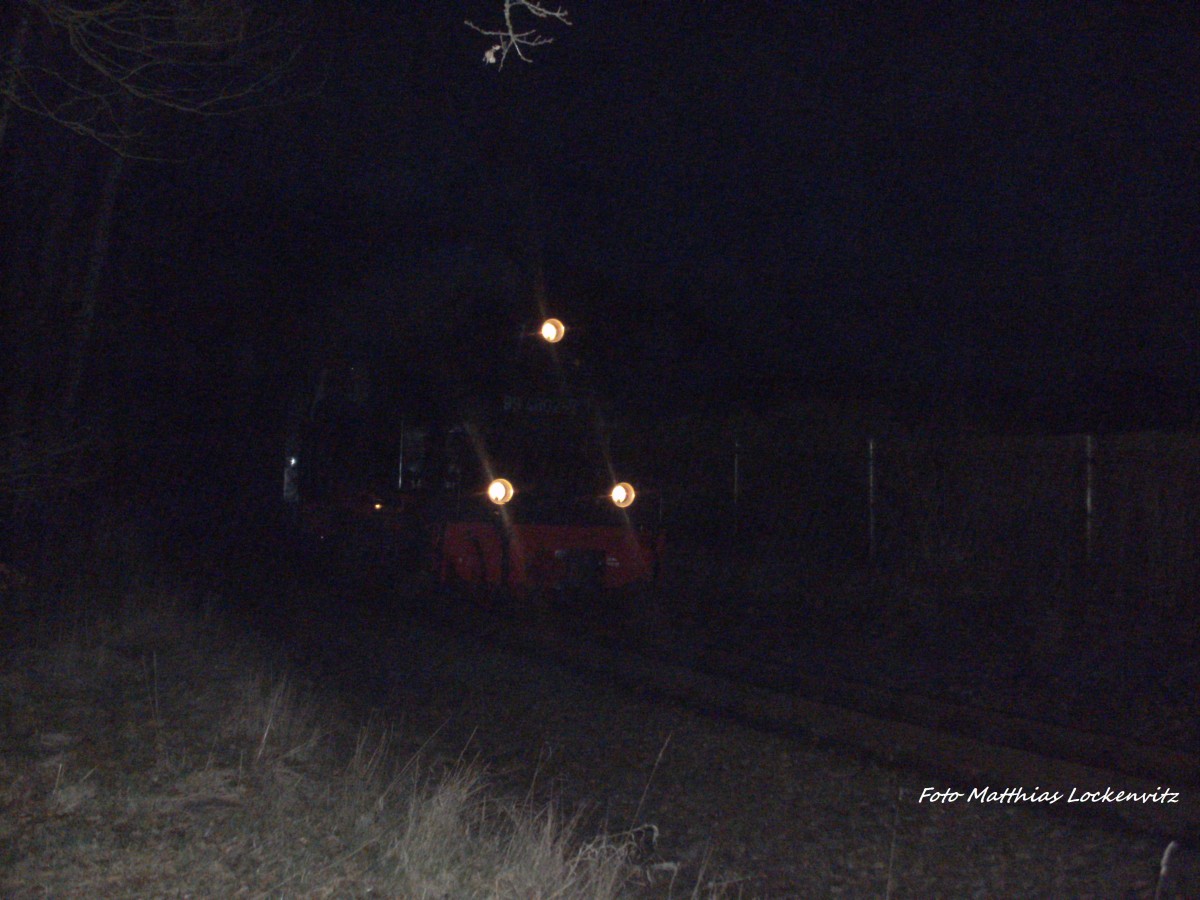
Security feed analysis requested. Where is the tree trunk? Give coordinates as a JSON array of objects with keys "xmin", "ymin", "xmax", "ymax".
[
  {"xmin": 0, "ymin": 11, "xmax": 30, "ymax": 153},
  {"xmin": 62, "ymin": 146, "xmax": 125, "ymax": 421}
]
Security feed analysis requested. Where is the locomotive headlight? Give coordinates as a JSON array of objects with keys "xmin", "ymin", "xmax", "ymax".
[
  {"xmin": 487, "ymin": 477, "xmax": 515, "ymax": 505},
  {"xmin": 540, "ymin": 318, "xmax": 566, "ymax": 343},
  {"xmin": 610, "ymin": 482, "xmax": 636, "ymax": 508}
]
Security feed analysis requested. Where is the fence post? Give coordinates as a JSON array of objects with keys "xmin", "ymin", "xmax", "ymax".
[
  {"xmin": 732, "ymin": 437, "xmax": 741, "ymax": 536},
  {"xmin": 397, "ymin": 416, "xmax": 406, "ymax": 489},
  {"xmin": 868, "ymin": 437, "xmax": 877, "ymax": 563},
  {"xmin": 1085, "ymin": 434, "xmax": 1095, "ymax": 563}
]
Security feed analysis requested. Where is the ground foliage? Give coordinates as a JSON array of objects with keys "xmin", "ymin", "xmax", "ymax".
[
  {"xmin": 0, "ymin": 529, "xmax": 1187, "ymax": 898},
  {"xmin": 0, "ymin": 581, "xmax": 663, "ymax": 898}
]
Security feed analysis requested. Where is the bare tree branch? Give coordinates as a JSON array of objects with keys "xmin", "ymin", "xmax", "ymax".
[
  {"xmin": 1, "ymin": 1, "xmax": 307, "ymax": 501},
  {"xmin": 466, "ymin": 0, "xmax": 570, "ymax": 69},
  {"xmin": 2, "ymin": 0, "xmax": 304, "ymax": 156}
]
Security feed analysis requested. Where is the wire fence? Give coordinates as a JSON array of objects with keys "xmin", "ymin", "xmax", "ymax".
[{"xmin": 642, "ymin": 421, "xmax": 1200, "ymax": 617}]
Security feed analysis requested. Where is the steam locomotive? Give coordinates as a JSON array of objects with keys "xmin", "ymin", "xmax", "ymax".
[{"xmin": 284, "ymin": 314, "xmax": 663, "ymax": 599}]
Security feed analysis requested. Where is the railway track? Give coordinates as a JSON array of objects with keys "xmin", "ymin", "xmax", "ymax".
[
  {"xmin": 268, "ymin": 538, "xmax": 1197, "ymax": 836},
  {"xmin": 421, "ymin": 590, "xmax": 1199, "ymax": 836},
  {"xmin": 641, "ymin": 634, "xmax": 1198, "ymax": 788}
]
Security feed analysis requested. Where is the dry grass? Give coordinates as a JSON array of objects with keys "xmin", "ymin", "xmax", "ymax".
[{"xmin": 0, "ymin": 578, "xmax": 692, "ymax": 899}]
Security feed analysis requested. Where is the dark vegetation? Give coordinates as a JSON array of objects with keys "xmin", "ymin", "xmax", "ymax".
[
  {"xmin": 1, "ymin": 493, "xmax": 1190, "ymax": 897},
  {"xmin": 0, "ymin": 504, "xmax": 693, "ymax": 898}
]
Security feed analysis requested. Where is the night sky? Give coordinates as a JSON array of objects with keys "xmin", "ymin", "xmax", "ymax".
[
  {"xmin": 284, "ymin": 2, "xmax": 1200, "ymax": 399},
  {"xmin": 4, "ymin": 1, "xmax": 1200, "ymax": 522}
]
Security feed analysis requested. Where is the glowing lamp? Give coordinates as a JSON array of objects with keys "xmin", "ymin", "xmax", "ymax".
[
  {"xmin": 610, "ymin": 482, "xmax": 636, "ymax": 508},
  {"xmin": 540, "ymin": 318, "xmax": 566, "ymax": 343},
  {"xmin": 487, "ymin": 478, "xmax": 515, "ymax": 505}
]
